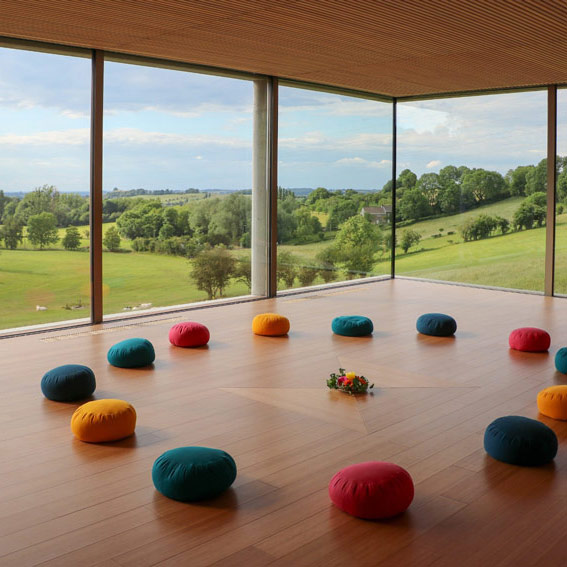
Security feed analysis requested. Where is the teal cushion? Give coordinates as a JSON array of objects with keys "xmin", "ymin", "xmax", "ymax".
[
  {"xmin": 484, "ymin": 416, "xmax": 557, "ymax": 466},
  {"xmin": 152, "ymin": 446, "xmax": 237, "ymax": 502},
  {"xmin": 107, "ymin": 338, "xmax": 155, "ymax": 368},
  {"xmin": 555, "ymin": 347, "xmax": 567, "ymax": 373},
  {"xmin": 332, "ymin": 316, "xmax": 373, "ymax": 337},
  {"xmin": 416, "ymin": 313, "xmax": 457, "ymax": 337},
  {"xmin": 41, "ymin": 364, "xmax": 96, "ymax": 402}
]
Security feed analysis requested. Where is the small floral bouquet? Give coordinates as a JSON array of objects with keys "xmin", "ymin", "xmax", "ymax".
[{"xmin": 327, "ymin": 368, "xmax": 374, "ymax": 395}]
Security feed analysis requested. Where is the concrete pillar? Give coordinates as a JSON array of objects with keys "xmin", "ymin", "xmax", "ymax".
[{"xmin": 252, "ymin": 79, "xmax": 269, "ymax": 296}]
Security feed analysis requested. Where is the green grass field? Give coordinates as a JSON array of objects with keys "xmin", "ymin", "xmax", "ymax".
[{"xmin": 2, "ymin": 196, "xmax": 566, "ymax": 330}]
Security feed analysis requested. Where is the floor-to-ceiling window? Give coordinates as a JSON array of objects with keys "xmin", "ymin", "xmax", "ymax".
[
  {"xmin": 396, "ymin": 91, "xmax": 547, "ymax": 292},
  {"xmin": 102, "ymin": 60, "xmax": 257, "ymax": 316},
  {"xmin": 277, "ymin": 85, "xmax": 393, "ymax": 290},
  {"xmin": 554, "ymin": 89, "xmax": 567, "ymax": 295},
  {"xmin": 0, "ymin": 46, "xmax": 91, "ymax": 331}
]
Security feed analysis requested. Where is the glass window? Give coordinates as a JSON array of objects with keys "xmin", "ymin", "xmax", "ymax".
[
  {"xmin": 396, "ymin": 91, "xmax": 547, "ymax": 292},
  {"xmin": 277, "ymin": 86, "xmax": 393, "ymax": 290},
  {"xmin": 0, "ymin": 47, "xmax": 90, "ymax": 331},
  {"xmin": 102, "ymin": 62, "xmax": 256, "ymax": 316},
  {"xmin": 554, "ymin": 90, "xmax": 567, "ymax": 295}
]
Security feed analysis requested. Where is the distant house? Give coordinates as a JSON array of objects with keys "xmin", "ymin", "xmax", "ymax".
[{"xmin": 361, "ymin": 205, "xmax": 392, "ymax": 225}]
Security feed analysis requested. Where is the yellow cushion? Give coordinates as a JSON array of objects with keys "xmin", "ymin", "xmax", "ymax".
[
  {"xmin": 71, "ymin": 399, "xmax": 137, "ymax": 442},
  {"xmin": 252, "ymin": 313, "xmax": 290, "ymax": 336},
  {"xmin": 537, "ymin": 385, "xmax": 567, "ymax": 420}
]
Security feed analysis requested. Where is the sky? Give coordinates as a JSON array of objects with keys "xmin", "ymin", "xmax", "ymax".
[{"xmin": 0, "ymin": 46, "xmax": 563, "ymax": 193}]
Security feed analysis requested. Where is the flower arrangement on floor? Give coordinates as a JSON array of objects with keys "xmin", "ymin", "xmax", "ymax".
[{"xmin": 327, "ymin": 368, "xmax": 374, "ymax": 395}]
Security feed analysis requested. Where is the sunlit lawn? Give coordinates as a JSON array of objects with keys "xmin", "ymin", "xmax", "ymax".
[{"xmin": 3, "ymin": 201, "xmax": 567, "ymax": 330}]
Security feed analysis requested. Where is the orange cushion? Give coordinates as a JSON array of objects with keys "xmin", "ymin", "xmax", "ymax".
[
  {"xmin": 537, "ymin": 386, "xmax": 567, "ymax": 420},
  {"xmin": 252, "ymin": 313, "xmax": 290, "ymax": 336},
  {"xmin": 71, "ymin": 399, "xmax": 137, "ymax": 442}
]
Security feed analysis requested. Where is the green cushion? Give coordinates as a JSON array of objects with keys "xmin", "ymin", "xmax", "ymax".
[
  {"xmin": 332, "ymin": 316, "xmax": 374, "ymax": 337},
  {"xmin": 152, "ymin": 446, "xmax": 237, "ymax": 502},
  {"xmin": 107, "ymin": 338, "xmax": 155, "ymax": 368}
]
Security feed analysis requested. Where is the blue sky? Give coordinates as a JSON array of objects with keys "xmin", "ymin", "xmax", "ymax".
[{"xmin": 0, "ymin": 46, "xmax": 562, "ymax": 193}]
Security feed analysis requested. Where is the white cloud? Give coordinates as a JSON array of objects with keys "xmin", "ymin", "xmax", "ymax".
[
  {"xmin": 279, "ymin": 131, "xmax": 391, "ymax": 151},
  {"xmin": 0, "ymin": 128, "xmax": 89, "ymax": 146},
  {"xmin": 426, "ymin": 160, "xmax": 442, "ymax": 168},
  {"xmin": 336, "ymin": 157, "xmax": 391, "ymax": 168},
  {"xmin": 103, "ymin": 127, "xmax": 250, "ymax": 148}
]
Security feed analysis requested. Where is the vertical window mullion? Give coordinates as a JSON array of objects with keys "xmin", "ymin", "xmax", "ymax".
[
  {"xmin": 90, "ymin": 50, "xmax": 104, "ymax": 322},
  {"xmin": 545, "ymin": 85, "xmax": 557, "ymax": 296}
]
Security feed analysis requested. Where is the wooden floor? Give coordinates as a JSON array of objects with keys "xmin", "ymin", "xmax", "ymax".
[{"xmin": 2, "ymin": 279, "xmax": 567, "ymax": 566}]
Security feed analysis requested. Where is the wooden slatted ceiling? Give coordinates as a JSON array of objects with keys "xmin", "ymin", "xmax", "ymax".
[{"xmin": 1, "ymin": 0, "xmax": 567, "ymax": 97}]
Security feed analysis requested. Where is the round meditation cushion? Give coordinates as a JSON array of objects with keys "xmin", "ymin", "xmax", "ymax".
[
  {"xmin": 416, "ymin": 313, "xmax": 457, "ymax": 337},
  {"xmin": 331, "ymin": 316, "xmax": 374, "ymax": 337},
  {"xmin": 555, "ymin": 347, "xmax": 567, "ymax": 373},
  {"xmin": 41, "ymin": 364, "xmax": 96, "ymax": 402},
  {"xmin": 71, "ymin": 399, "xmax": 137, "ymax": 442},
  {"xmin": 484, "ymin": 415, "xmax": 557, "ymax": 466},
  {"xmin": 329, "ymin": 461, "xmax": 414, "ymax": 519},
  {"xmin": 508, "ymin": 327, "xmax": 550, "ymax": 352},
  {"xmin": 252, "ymin": 313, "xmax": 290, "ymax": 336},
  {"xmin": 169, "ymin": 322, "xmax": 210, "ymax": 347},
  {"xmin": 107, "ymin": 338, "xmax": 155, "ymax": 368},
  {"xmin": 537, "ymin": 385, "xmax": 567, "ymax": 420},
  {"xmin": 152, "ymin": 446, "xmax": 237, "ymax": 502}
]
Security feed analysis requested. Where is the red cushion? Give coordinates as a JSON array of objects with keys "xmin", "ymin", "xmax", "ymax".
[
  {"xmin": 169, "ymin": 322, "xmax": 210, "ymax": 347},
  {"xmin": 509, "ymin": 327, "xmax": 550, "ymax": 352},
  {"xmin": 329, "ymin": 461, "xmax": 414, "ymax": 519}
]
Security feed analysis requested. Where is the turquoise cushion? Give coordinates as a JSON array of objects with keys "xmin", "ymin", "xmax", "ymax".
[
  {"xmin": 484, "ymin": 416, "xmax": 557, "ymax": 466},
  {"xmin": 107, "ymin": 338, "xmax": 155, "ymax": 368},
  {"xmin": 555, "ymin": 347, "xmax": 567, "ymax": 374},
  {"xmin": 152, "ymin": 446, "xmax": 237, "ymax": 502},
  {"xmin": 41, "ymin": 364, "xmax": 96, "ymax": 402},
  {"xmin": 332, "ymin": 316, "xmax": 373, "ymax": 337},
  {"xmin": 416, "ymin": 313, "xmax": 457, "ymax": 337}
]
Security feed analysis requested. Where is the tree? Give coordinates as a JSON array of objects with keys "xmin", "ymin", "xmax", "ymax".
[
  {"xmin": 297, "ymin": 264, "xmax": 319, "ymax": 287},
  {"xmin": 27, "ymin": 212, "xmax": 59, "ymax": 249},
  {"xmin": 305, "ymin": 187, "xmax": 331, "ymax": 206},
  {"xmin": 333, "ymin": 216, "xmax": 381, "ymax": 278},
  {"xmin": 315, "ymin": 247, "xmax": 338, "ymax": 283},
  {"xmin": 1, "ymin": 216, "xmax": 24, "ymax": 249},
  {"xmin": 506, "ymin": 165, "xmax": 533, "ymax": 196},
  {"xmin": 417, "ymin": 172, "xmax": 442, "ymax": 212},
  {"xmin": 62, "ymin": 226, "xmax": 82, "ymax": 250},
  {"xmin": 525, "ymin": 159, "xmax": 547, "ymax": 195},
  {"xmin": 513, "ymin": 193, "xmax": 546, "ymax": 230},
  {"xmin": 397, "ymin": 169, "xmax": 418, "ymax": 191},
  {"xmin": 398, "ymin": 189, "xmax": 431, "ymax": 221},
  {"xmin": 15, "ymin": 185, "xmax": 58, "ymax": 222},
  {"xmin": 190, "ymin": 246, "xmax": 236, "ymax": 300},
  {"xmin": 461, "ymin": 169, "xmax": 507, "ymax": 204},
  {"xmin": 400, "ymin": 229, "xmax": 421, "ymax": 253},
  {"xmin": 234, "ymin": 258, "xmax": 252, "ymax": 291},
  {"xmin": 103, "ymin": 226, "xmax": 121, "ymax": 251},
  {"xmin": 277, "ymin": 250, "xmax": 298, "ymax": 288},
  {"xmin": 293, "ymin": 208, "xmax": 324, "ymax": 242}
]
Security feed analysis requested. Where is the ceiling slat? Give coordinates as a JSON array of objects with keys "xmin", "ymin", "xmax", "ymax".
[{"xmin": 1, "ymin": 0, "xmax": 567, "ymax": 97}]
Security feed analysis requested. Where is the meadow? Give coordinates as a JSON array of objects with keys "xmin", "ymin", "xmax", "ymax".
[{"xmin": 2, "ymin": 196, "xmax": 567, "ymax": 330}]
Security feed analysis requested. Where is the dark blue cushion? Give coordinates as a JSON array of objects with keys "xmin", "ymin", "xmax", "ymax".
[
  {"xmin": 152, "ymin": 446, "xmax": 237, "ymax": 502},
  {"xmin": 416, "ymin": 313, "xmax": 457, "ymax": 337},
  {"xmin": 107, "ymin": 338, "xmax": 155, "ymax": 368},
  {"xmin": 41, "ymin": 364, "xmax": 96, "ymax": 402},
  {"xmin": 555, "ymin": 347, "xmax": 567, "ymax": 374},
  {"xmin": 332, "ymin": 316, "xmax": 373, "ymax": 337},
  {"xmin": 484, "ymin": 416, "xmax": 557, "ymax": 466}
]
